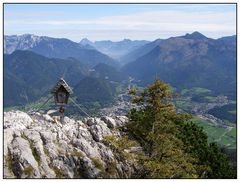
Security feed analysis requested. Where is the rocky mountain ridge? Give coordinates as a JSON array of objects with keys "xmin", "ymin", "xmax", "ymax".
[
  {"xmin": 121, "ymin": 32, "xmax": 236, "ymax": 97},
  {"xmin": 4, "ymin": 111, "xmax": 138, "ymax": 178},
  {"xmin": 4, "ymin": 34, "xmax": 89, "ymax": 55},
  {"xmin": 4, "ymin": 34, "xmax": 42, "ymax": 54},
  {"xmin": 4, "ymin": 34, "xmax": 119, "ymax": 68}
]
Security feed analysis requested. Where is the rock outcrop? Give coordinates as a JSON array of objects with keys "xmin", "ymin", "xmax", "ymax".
[{"xmin": 3, "ymin": 111, "xmax": 135, "ymax": 179}]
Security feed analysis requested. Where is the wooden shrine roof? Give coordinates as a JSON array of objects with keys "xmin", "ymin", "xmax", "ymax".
[{"xmin": 51, "ymin": 78, "xmax": 73, "ymax": 94}]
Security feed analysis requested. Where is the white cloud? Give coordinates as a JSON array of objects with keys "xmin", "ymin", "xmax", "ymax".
[{"xmin": 4, "ymin": 9, "xmax": 236, "ymax": 40}]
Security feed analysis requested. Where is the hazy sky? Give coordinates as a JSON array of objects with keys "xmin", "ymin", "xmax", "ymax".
[{"xmin": 4, "ymin": 4, "xmax": 236, "ymax": 41}]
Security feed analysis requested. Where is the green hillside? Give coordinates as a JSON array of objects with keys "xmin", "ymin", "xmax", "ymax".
[
  {"xmin": 4, "ymin": 50, "xmax": 88, "ymax": 107},
  {"xmin": 74, "ymin": 77, "xmax": 117, "ymax": 104}
]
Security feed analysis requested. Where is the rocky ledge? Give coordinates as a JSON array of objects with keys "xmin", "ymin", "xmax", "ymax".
[{"xmin": 4, "ymin": 111, "xmax": 136, "ymax": 178}]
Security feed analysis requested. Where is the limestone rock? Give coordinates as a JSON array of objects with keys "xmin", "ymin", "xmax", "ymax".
[
  {"xmin": 72, "ymin": 138, "xmax": 100, "ymax": 158},
  {"xmin": 97, "ymin": 143, "xmax": 115, "ymax": 162},
  {"xmin": 4, "ymin": 111, "xmax": 33, "ymax": 130},
  {"xmin": 89, "ymin": 123, "xmax": 111, "ymax": 142},
  {"xmin": 115, "ymin": 116, "xmax": 128, "ymax": 127},
  {"xmin": 101, "ymin": 116, "xmax": 117, "ymax": 129},
  {"xmin": 42, "ymin": 114, "xmax": 54, "ymax": 123},
  {"xmin": 9, "ymin": 137, "xmax": 41, "ymax": 178},
  {"xmin": 86, "ymin": 117, "xmax": 102, "ymax": 126},
  {"xmin": 4, "ymin": 128, "xmax": 14, "ymax": 156},
  {"xmin": 80, "ymin": 156, "xmax": 101, "ymax": 178},
  {"xmin": 77, "ymin": 126, "xmax": 94, "ymax": 143},
  {"xmin": 3, "ymin": 111, "xmax": 133, "ymax": 179},
  {"xmin": 40, "ymin": 131, "xmax": 55, "ymax": 145}
]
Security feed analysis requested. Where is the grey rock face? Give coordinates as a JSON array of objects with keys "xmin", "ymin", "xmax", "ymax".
[
  {"xmin": 89, "ymin": 123, "xmax": 111, "ymax": 142},
  {"xmin": 101, "ymin": 116, "xmax": 117, "ymax": 129},
  {"xmin": 115, "ymin": 116, "xmax": 128, "ymax": 127},
  {"xmin": 80, "ymin": 156, "xmax": 101, "ymax": 178},
  {"xmin": 86, "ymin": 118, "xmax": 96, "ymax": 126},
  {"xmin": 4, "ymin": 111, "xmax": 33, "ymax": 130},
  {"xmin": 97, "ymin": 143, "xmax": 115, "ymax": 162},
  {"xmin": 10, "ymin": 137, "xmax": 41, "ymax": 178},
  {"xmin": 4, "ymin": 111, "xmax": 134, "ymax": 179},
  {"xmin": 72, "ymin": 138, "xmax": 100, "ymax": 158},
  {"xmin": 4, "ymin": 128, "xmax": 14, "ymax": 156}
]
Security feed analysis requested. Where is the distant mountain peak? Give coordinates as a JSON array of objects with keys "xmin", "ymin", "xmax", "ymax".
[
  {"xmin": 79, "ymin": 38, "xmax": 93, "ymax": 46},
  {"xmin": 122, "ymin": 38, "xmax": 131, "ymax": 42},
  {"xmin": 184, "ymin": 31, "xmax": 207, "ymax": 40},
  {"xmin": 21, "ymin": 33, "xmax": 37, "ymax": 37}
]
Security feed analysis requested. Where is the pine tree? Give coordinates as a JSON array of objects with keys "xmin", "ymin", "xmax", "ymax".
[
  {"xmin": 128, "ymin": 79, "xmax": 198, "ymax": 178},
  {"xmin": 176, "ymin": 111, "xmax": 236, "ymax": 178},
  {"xmin": 127, "ymin": 79, "xmax": 235, "ymax": 178}
]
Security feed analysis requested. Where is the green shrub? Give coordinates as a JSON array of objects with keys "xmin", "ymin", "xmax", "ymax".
[
  {"xmin": 52, "ymin": 166, "xmax": 65, "ymax": 178},
  {"xmin": 5, "ymin": 153, "xmax": 14, "ymax": 175},
  {"xmin": 90, "ymin": 157, "xmax": 104, "ymax": 172},
  {"xmin": 68, "ymin": 150, "xmax": 84, "ymax": 158},
  {"xmin": 103, "ymin": 135, "xmax": 137, "ymax": 161},
  {"xmin": 23, "ymin": 165, "xmax": 34, "ymax": 177},
  {"xmin": 43, "ymin": 147, "xmax": 49, "ymax": 157},
  {"xmin": 105, "ymin": 160, "xmax": 117, "ymax": 177}
]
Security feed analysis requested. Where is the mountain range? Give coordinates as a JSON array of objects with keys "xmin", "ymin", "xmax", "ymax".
[
  {"xmin": 79, "ymin": 38, "xmax": 149, "ymax": 60},
  {"xmin": 4, "ymin": 50, "xmax": 122, "ymax": 107},
  {"xmin": 4, "ymin": 34, "xmax": 119, "ymax": 68},
  {"xmin": 4, "ymin": 50, "xmax": 87, "ymax": 106},
  {"xmin": 119, "ymin": 38, "xmax": 164, "ymax": 64},
  {"xmin": 4, "ymin": 32, "xmax": 236, "ymax": 107},
  {"xmin": 122, "ymin": 32, "xmax": 236, "ymax": 98}
]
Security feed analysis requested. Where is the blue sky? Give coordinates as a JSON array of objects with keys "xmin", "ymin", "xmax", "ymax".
[{"xmin": 4, "ymin": 4, "xmax": 236, "ymax": 41}]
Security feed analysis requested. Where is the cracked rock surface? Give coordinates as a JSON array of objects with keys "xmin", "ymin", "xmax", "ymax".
[{"xmin": 4, "ymin": 111, "xmax": 133, "ymax": 179}]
